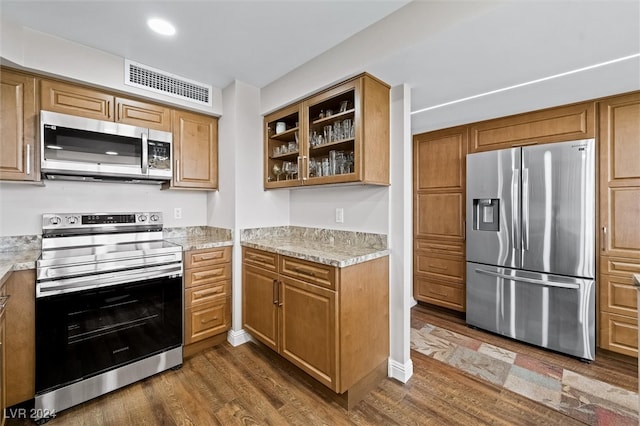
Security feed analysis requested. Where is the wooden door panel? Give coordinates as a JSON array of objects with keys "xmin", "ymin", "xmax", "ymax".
[
  {"xmin": 41, "ymin": 79, "xmax": 113, "ymax": 120},
  {"xmin": 608, "ymin": 188, "xmax": 640, "ymax": 257},
  {"xmin": 600, "ymin": 312, "xmax": 637, "ymax": 357},
  {"xmin": 599, "ymin": 274, "xmax": 637, "ymax": 316},
  {"xmin": 116, "ymin": 97, "xmax": 171, "ymax": 131},
  {"xmin": 414, "ymin": 130, "xmax": 465, "ymax": 191},
  {"xmin": 242, "ymin": 265, "xmax": 278, "ymax": 351},
  {"xmin": 0, "ymin": 70, "xmax": 37, "ymax": 181},
  {"xmin": 416, "ymin": 193, "xmax": 464, "ymax": 240},
  {"xmin": 280, "ymin": 276, "xmax": 336, "ymax": 390},
  {"xmin": 172, "ymin": 110, "xmax": 218, "ymax": 189}
]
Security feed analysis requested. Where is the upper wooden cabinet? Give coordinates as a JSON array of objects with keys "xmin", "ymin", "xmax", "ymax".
[
  {"xmin": 263, "ymin": 73, "xmax": 390, "ymax": 189},
  {"xmin": 469, "ymin": 101, "xmax": 596, "ymax": 153},
  {"xmin": 169, "ymin": 109, "xmax": 218, "ymax": 190},
  {"xmin": 40, "ymin": 79, "xmax": 171, "ymax": 131},
  {"xmin": 115, "ymin": 97, "xmax": 171, "ymax": 132},
  {"xmin": 0, "ymin": 69, "xmax": 39, "ymax": 181}
]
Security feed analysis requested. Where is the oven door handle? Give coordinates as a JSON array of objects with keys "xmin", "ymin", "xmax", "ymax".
[{"xmin": 36, "ymin": 263, "xmax": 183, "ymax": 297}]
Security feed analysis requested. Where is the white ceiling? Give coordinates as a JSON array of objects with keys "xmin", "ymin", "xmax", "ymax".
[
  {"xmin": 0, "ymin": 0, "xmax": 410, "ymax": 88},
  {"xmin": 1, "ymin": 0, "xmax": 639, "ymax": 133}
]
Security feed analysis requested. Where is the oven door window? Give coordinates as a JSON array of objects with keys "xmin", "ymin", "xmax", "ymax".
[{"xmin": 35, "ymin": 276, "xmax": 182, "ymax": 394}]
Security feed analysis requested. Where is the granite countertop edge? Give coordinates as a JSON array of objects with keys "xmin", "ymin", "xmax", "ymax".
[
  {"xmin": 633, "ymin": 273, "xmax": 640, "ymax": 287},
  {"xmin": 165, "ymin": 237, "xmax": 233, "ymax": 251},
  {"xmin": 240, "ymin": 240, "xmax": 389, "ymax": 268}
]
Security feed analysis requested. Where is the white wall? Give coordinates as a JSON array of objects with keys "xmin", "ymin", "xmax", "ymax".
[
  {"xmin": 289, "ymin": 185, "xmax": 388, "ymax": 234},
  {"xmin": 0, "ymin": 181, "xmax": 207, "ymax": 236},
  {"xmin": 218, "ymin": 80, "xmax": 289, "ymax": 346}
]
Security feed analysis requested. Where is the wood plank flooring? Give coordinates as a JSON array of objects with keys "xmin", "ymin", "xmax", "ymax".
[{"xmin": 7, "ymin": 303, "xmax": 637, "ymax": 425}]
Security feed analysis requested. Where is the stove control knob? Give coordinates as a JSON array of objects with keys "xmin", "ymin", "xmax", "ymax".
[
  {"xmin": 67, "ymin": 216, "xmax": 79, "ymax": 225},
  {"xmin": 137, "ymin": 214, "xmax": 147, "ymax": 222},
  {"xmin": 150, "ymin": 214, "xmax": 160, "ymax": 222},
  {"xmin": 49, "ymin": 216, "xmax": 61, "ymax": 226}
]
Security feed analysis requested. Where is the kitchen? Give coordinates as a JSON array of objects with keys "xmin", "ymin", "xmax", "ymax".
[{"xmin": 1, "ymin": 0, "xmax": 639, "ymax": 424}]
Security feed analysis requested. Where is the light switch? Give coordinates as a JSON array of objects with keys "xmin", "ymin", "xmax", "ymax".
[{"xmin": 335, "ymin": 208, "xmax": 344, "ymax": 223}]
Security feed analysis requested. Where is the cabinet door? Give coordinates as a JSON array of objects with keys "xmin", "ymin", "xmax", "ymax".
[
  {"xmin": 172, "ymin": 110, "xmax": 218, "ymax": 189},
  {"xmin": 0, "ymin": 70, "xmax": 38, "ymax": 181},
  {"xmin": 116, "ymin": 97, "xmax": 171, "ymax": 131},
  {"xmin": 469, "ymin": 102, "xmax": 595, "ymax": 153},
  {"xmin": 279, "ymin": 275, "xmax": 337, "ymax": 391},
  {"xmin": 599, "ymin": 92, "xmax": 640, "ymax": 259},
  {"xmin": 264, "ymin": 103, "xmax": 303, "ymax": 189},
  {"xmin": 185, "ymin": 299, "xmax": 230, "ymax": 345},
  {"xmin": 41, "ymin": 79, "xmax": 114, "ymax": 120},
  {"xmin": 5, "ymin": 270, "xmax": 35, "ymax": 407},
  {"xmin": 242, "ymin": 264, "xmax": 279, "ymax": 351}
]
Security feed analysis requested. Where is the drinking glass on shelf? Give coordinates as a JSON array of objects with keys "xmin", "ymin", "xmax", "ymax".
[
  {"xmin": 342, "ymin": 119, "xmax": 352, "ymax": 139},
  {"xmin": 288, "ymin": 141, "xmax": 297, "ymax": 152},
  {"xmin": 329, "ymin": 150, "xmax": 337, "ymax": 175},
  {"xmin": 272, "ymin": 164, "xmax": 282, "ymax": 181},
  {"xmin": 322, "ymin": 157, "xmax": 330, "ymax": 176},
  {"xmin": 273, "ymin": 146, "xmax": 281, "ymax": 157},
  {"xmin": 339, "ymin": 100, "xmax": 349, "ymax": 113},
  {"xmin": 323, "ymin": 125, "xmax": 333, "ymax": 143},
  {"xmin": 334, "ymin": 121, "xmax": 343, "ymax": 141}
]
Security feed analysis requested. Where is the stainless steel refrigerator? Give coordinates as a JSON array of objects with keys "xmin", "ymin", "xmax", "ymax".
[{"xmin": 466, "ymin": 138, "xmax": 596, "ymax": 360}]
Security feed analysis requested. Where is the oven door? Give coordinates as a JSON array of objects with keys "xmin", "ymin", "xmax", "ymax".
[{"xmin": 35, "ymin": 275, "xmax": 182, "ymax": 394}]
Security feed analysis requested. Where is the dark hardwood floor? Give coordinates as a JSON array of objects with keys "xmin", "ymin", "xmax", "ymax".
[{"xmin": 8, "ymin": 303, "xmax": 637, "ymax": 425}]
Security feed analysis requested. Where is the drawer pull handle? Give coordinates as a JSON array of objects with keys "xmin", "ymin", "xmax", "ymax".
[
  {"xmin": 195, "ymin": 254, "xmax": 222, "ymax": 261},
  {"xmin": 195, "ymin": 288, "xmax": 223, "ymax": 298},
  {"xmin": 194, "ymin": 270, "xmax": 224, "ymax": 279},
  {"xmin": 293, "ymin": 267, "xmax": 316, "ymax": 277},
  {"xmin": 428, "ymin": 264, "xmax": 448, "ymax": 271},
  {"xmin": 201, "ymin": 316, "xmax": 219, "ymax": 324}
]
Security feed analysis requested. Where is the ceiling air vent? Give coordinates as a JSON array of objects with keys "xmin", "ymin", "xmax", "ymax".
[{"xmin": 124, "ymin": 59, "xmax": 212, "ymax": 106}]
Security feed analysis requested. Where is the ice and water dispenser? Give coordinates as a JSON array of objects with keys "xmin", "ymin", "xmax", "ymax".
[{"xmin": 473, "ymin": 198, "xmax": 500, "ymax": 231}]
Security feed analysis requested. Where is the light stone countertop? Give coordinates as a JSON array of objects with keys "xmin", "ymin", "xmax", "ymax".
[
  {"xmin": 633, "ymin": 274, "xmax": 640, "ymax": 287},
  {"xmin": 0, "ymin": 249, "xmax": 41, "ymax": 287},
  {"xmin": 165, "ymin": 235, "xmax": 233, "ymax": 251},
  {"xmin": 241, "ymin": 227, "xmax": 389, "ymax": 268}
]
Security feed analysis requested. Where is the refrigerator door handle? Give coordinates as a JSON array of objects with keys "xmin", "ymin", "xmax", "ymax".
[
  {"xmin": 511, "ymin": 168, "xmax": 520, "ymax": 249},
  {"xmin": 522, "ymin": 167, "xmax": 530, "ymax": 250},
  {"xmin": 474, "ymin": 268, "xmax": 580, "ymax": 290}
]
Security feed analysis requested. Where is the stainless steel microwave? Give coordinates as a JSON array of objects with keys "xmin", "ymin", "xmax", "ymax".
[{"xmin": 40, "ymin": 110, "xmax": 173, "ymax": 183}]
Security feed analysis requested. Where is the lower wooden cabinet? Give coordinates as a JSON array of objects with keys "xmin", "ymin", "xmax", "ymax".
[
  {"xmin": 242, "ymin": 247, "xmax": 389, "ymax": 398},
  {"xmin": 4, "ymin": 270, "xmax": 36, "ymax": 407},
  {"xmin": 598, "ymin": 256, "xmax": 640, "ymax": 356},
  {"xmin": 183, "ymin": 247, "xmax": 231, "ymax": 356}
]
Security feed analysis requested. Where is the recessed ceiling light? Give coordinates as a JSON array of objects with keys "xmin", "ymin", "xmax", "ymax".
[
  {"xmin": 147, "ymin": 18, "xmax": 176, "ymax": 36},
  {"xmin": 46, "ymin": 145, "xmax": 63, "ymax": 150},
  {"xmin": 105, "ymin": 151, "xmax": 119, "ymax": 156}
]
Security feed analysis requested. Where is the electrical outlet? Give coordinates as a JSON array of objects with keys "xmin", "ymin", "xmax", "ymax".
[
  {"xmin": 335, "ymin": 208, "xmax": 344, "ymax": 223},
  {"xmin": 174, "ymin": 207, "xmax": 182, "ymax": 219}
]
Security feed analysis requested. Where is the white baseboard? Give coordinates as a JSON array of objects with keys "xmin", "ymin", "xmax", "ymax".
[
  {"xmin": 388, "ymin": 357, "xmax": 413, "ymax": 383},
  {"xmin": 227, "ymin": 329, "xmax": 253, "ymax": 347}
]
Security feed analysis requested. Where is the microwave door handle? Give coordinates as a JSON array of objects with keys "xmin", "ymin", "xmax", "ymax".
[{"xmin": 141, "ymin": 133, "xmax": 149, "ymax": 175}]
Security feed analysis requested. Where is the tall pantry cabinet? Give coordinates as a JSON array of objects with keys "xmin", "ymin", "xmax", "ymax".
[
  {"xmin": 413, "ymin": 126, "xmax": 467, "ymax": 311},
  {"xmin": 598, "ymin": 92, "xmax": 640, "ymax": 357}
]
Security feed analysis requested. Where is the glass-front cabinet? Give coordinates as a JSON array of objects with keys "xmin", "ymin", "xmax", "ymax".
[{"xmin": 264, "ymin": 73, "xmax": 389, "ymax": 189}]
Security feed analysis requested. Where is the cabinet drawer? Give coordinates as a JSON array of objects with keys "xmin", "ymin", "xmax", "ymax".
[
  {"xmin": 414, "ymin": 276, "xmax": 465, "ymax": 312},
  {"xmin": 185, "ymin": 280, "xmax": 230, "ymax": 308},
  {"xmin": 185, "ymin": 263, "xmax": 231, "ymax": 289},
  {"xmin": 280, "ymin": 256, "xmax": 336, "ymax": 290},
  {"xmin": 599, "ymin": 312, "xmax": 637, "ymax": 357},
  {"xmin": 185, "ymin": 247, "xmax": 231, "ymax": 269},
  {"xmin": 185, "ymin": 299, "xmax": 230, "ymax": 345},
  {"xmin": 243, "ymin": 248, "xmax": 278, "ymax": 271},
  {"xmin": 415, "ymin": 254, "xmax": 464, "ymax": 282},
  {"xmin": 599, "ymin": 274, "xmax": 637, "ymax": 316},
  {"xmin": 600, "ymin": 256, "xmax": 640, "ymax": 277},
  {"xmin": 415, "ymin": 239, "xmax": 464, "ymax": 257}
]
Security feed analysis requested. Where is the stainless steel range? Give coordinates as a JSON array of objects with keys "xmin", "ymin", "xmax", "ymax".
[{"xmin": 35, "ymin": 212, "xmax": 183, "ymax": 421}]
